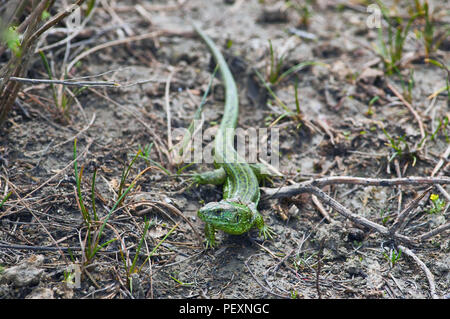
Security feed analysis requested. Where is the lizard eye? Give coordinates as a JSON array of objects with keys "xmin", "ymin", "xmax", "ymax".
[{"xmin": 235, "ymin": 215, "xmax": 240, "ymax": 223}]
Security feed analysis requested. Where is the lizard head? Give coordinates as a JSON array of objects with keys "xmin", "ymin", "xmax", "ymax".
[{"xmin": 197, "ymin": 199, "xmax": 255, "ymax": 235}]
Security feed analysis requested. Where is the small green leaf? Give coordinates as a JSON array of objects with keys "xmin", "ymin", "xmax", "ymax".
[
  {"xmin": 2, "ymin": 26, "xmax": 21, "ymax": 57},
  {"xmin": 41, "ymin": 10, "xmax": 51, "ymax": 21}
]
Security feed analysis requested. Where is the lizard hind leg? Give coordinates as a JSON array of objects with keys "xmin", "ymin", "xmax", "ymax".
[{"xmin": 193, "ymin": 167, "xmax": 226, "ymax": 185}]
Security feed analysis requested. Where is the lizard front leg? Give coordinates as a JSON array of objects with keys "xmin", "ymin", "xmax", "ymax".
[
  {"xmin": 248, "ymin": 202, "xmax": 275, "ymax": 240},
  {"xmin": 254, "ymin": 212, "xmax": 275, "ymax": 240},
  {"xmin": 204, "ymin": 222, "xmax": 217, "ymax": 249}
]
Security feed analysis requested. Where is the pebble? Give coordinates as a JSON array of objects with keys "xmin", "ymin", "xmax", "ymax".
[{"xmin": 0, "ymin": 255, "xmax": 45, "ymax": 288}]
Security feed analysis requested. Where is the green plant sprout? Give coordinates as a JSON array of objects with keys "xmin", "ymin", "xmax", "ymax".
[
  {"xmin": 265, "ymin": 39, "xmax": 324, "ymax": 85},
  {"xmin": 383, "ymin": 247, "xmax": 402, "ymax": 268},
  {"xmin": 0, "ymin": 191, "xmax": 12, "ymax": 209},
  {"xmin": 86, "ymin": 0, "xmax": 97, "ymax": 17},
  {"xmin": 1, "ymin": 26, "xmax": 21, "ymax": 57},
  {"xmin": 169, "ymin": 274, "xmax": 194, "ymax": 286},
  {"xmin": 382, "ymin": 128, "xmax": 419, "ymax": 165},
  {"xmin": 430, "ymin": 116, "xmax": 449, "ymax": 142},
  {"xmin": 379, "ymin": 208, "xmax": 390, "ymax": 226},
  {"xmin": 428, "ymin": 194, "xmax": 445, "ymax": 214},
  {"xmin": 62, "ymin": 268, "xmax": 77, "ymax": 286},
  {"xmin": 267, "ymin": 39, "xmax": 286, "ymax": 85},
  {"xmin": 256, "ymin": 69, "xmax": 310, "ymax": 129},
  {"xmin": 396, "ymin": 69, "xmax": 415, "ymax": 103},
  {"xmin": 366, "ymin": 96, "xmax": 379, "ymax": 117},
  {"xmin": 417, "ymin": 115, "xmax": 449, "ymax": 149},
  {"xmin": 286, "ymin": 0, "xmax": 313, "ymax": 28}
]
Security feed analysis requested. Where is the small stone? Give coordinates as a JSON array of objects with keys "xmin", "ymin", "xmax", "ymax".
[
  {"xmin": 347, "ymin": 227, "xmax": 365, "ymax": 242},
  {"xmin": 257, "ymin": 4, "xmax": 289, "ymax": 24},
  {"xmin": 430, "ymin": 214, "xmax": 446, "ymax": 229},
  {"xmin": 25, "ymin": 287, "xmax": 54, "ymax": 299},
  {"xmin": 0, "ymin": 255, "xmax": 45, "ymax": 288},
  {"xmin": 357, "ymin": 68, "xmax": 384, "ymax": 85}
]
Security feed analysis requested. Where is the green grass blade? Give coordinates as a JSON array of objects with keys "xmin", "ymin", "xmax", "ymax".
[
  {"xmin": 130, "ymin": 218, "xmax": 154, "ymax": 274},
  {"xmin": 138, "ymin": 223, "xmax": 178, "ymax": 273},
  {"xmin": 255, "ymin": 69, "xmax": 290, "ymax": 113},
  {"xmin": 277, "ymin": 61, "xmax": 326, "ymax": 84},
  {"xmin": 91, "ymin": 168, "xmax": 98, "ymax": 221},
  {"xmin": 39, "ymin": 50, "xmax": 58, "ymax": 107},
  {"xmin": 0, "ymin": 191, "xmax": 12, "ymax": 209}
]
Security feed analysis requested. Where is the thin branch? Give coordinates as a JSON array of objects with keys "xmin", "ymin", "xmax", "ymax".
[
  {"xmin": 311, "ymin": 194, "xmax": 332, "ymax": 223},
  {"xmin": 0, "ymin": 76, "xmax": 119, "ymax": 87},
  {"xmin": 244, "ymin": 254, "xmax": 289, "ymax": 298},
  {"xmin": 386, "ymin": 82, "xmax": 425, "ymax": 141},
  {"xmin": 390, "ymin": 187, "xmax": 432, "ymax": 234},
  {"xmin": 398, "ymin": 245, "xmax": 439, "ymax": 299},
  {"xmin": 26, "ymin": 0, "xmax": 87, "ymax": 46},
  {"xmin": 65, "ymin": 29, "xmax": 193, "ymax": 73},
  {"xmin": 165, "ymin": 67, "xmax": 176, "ymax": 165},
  {"xmin": 261, "ymin": 176, "xmax": 450, "ymax": 199},
  {"xmin": 431, "ymin": 144, "xmax": 450, "ymax": 177},
  {"xmin": 415, "ymin": 222, "xmax": 450, "ymax": 242},
  {"xmin": 263, "ymin": 183, "xmax": 449, "ymax": 245}
]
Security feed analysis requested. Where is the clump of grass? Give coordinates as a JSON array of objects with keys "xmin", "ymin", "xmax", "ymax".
[
  {"xmin": 417, "ymin": 114, "xmax": 449, "ymax": 149},
  {"xmin": 120, "ymin": 221, "xmax": 178, "ymax": 290},
  {"xmin": 257, "ymin": 44, "xmax": 325, "ymax": 128},
  {"xmin": 286, "ymin": 0, "xmax": 314, "ymax": 28},
  {"xmin": 73, "ymin": 138, "xmax": 138, "ymax": 266},
  {"xmin": 375, "ymin": 0, "xmax": 421, "ymax": 75},
  {"xmin": 382, "ymin": 128, "xmax": 416, "ymax": 165},
  {"xmin": 265, "ymin": 39, "xmax": 320, "ymax": 85},
  {"xmin": 376, "ymin": 0, "xmax": 445, "ymax": 74},
  {"xmin": 0, "ymin": 0, "xmax": 55, "ymax": 126},
  {"xmin": 430, "ymin": 116, "xmax": 449, "ymax": 143},
  {"xmin": 39, "ymin": 51, "xmax": 87, "ymax": 121},
  {"xmin": 267, "ymin": 39, "xmax": 285, "ymax": 85},
  {"xmin": 255, "ymin": 69, "xmax": 303, "ymax": 128},
  {"xmin": 379, "ymin": 208, "xmax": 390, "ymax": 226},
  {"xmin": 411, "ymin": 0, "xmax": 437, "ymax": 58},
  {"xmin": 426, "ymin": 58, "xmax": 449, "ymax": 102}
]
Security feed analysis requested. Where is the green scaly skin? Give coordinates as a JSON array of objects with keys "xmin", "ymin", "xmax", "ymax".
[{"xmin": 193, "ymin": 24, "xmax": 274, "ymax": 248}]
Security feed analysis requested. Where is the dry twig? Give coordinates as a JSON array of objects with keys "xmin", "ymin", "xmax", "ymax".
[
  {"xmin": 386, "ymin": 82, "xmax": 425, "ymax": 141},
  {"xmin": 398, "ymin": 245, "xmax": 438, "ymax": 299}
]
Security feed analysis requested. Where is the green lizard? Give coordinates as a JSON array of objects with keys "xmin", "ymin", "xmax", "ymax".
[{"xmin": 192, "ymin": 24, "xmax": 275, "ymax": 248}]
